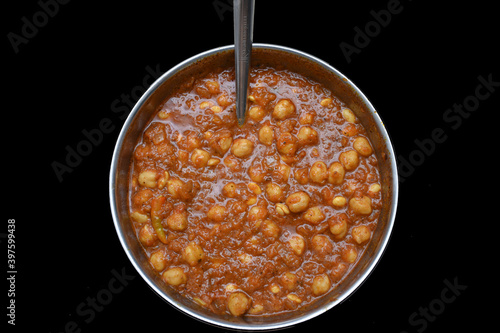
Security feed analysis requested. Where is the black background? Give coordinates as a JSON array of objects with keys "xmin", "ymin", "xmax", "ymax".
[{"xmin": 4, "ymin": 0, "xmax": 497, "ymax": 332}]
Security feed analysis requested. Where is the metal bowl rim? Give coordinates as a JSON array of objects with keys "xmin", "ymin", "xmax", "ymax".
[{"xmin": 109, "ymin": 43, "xmax": 399, "ymax": 330}]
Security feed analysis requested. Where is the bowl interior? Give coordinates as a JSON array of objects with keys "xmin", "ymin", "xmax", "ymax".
[{"xmin": 110, "ymin": 44, "xmax": 398, "ymax": 330}]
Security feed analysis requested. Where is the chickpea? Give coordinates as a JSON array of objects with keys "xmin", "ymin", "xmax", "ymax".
[
  {"xmin": 248, "ymin": 106, "xmax": 266, "ymax": 122},
  {"xmin": 312, "ymin": 274, "xmax": 331, "ymax": 296},
  {"xmin": 184, "ymin": 132, "xmax": 202, "ymax": 151},
  {"xmin": 157, "ymin": 170, "xmax": 170, "ymax": 189},
  {"xmin": 320, "ymin": 98, "xmax": 333, "ymax": 108},
  {"xmin": 281, "ymin": 272, "xmax": 298, "ymax": 290},
  {"xmin": 225, "ymin": 283, "xmax": 239, "ymax": 292},
  {"xmin": 341, "ymin": 123, "xmax": 359, "ymax": 137},
  {"xmin": 261, "ymin": 219, "xmax": 280, "ymax": 239},
  {"xmin": 132, "ymin": 188, "xmax": 153, "ymax": 207},
  {"xmin": 309, "ymin": 161, "xmax": 328, "ymax": 184},
  {"xmin": 244, "ymin": 235, "xmax": 263, "ymax": 256},
  {"xmin": 311, "ymin": 234, "xmax": 333, "ymax": 254},
  {"xmin": 279, "ymin": 154, "xmax": 298, "ymax": 166},
  {"xmin": 207, "ymin": 158, "xmax": 220, "ymax": 166},
  {"xmin": 277, "ymin": 164, "xmax": 291, "ymax": 182},
  {"xmin": 231, "ymin": 138, "xmax": 254, "ymax": 158},
  {"xmin": 275, "ymin": 203, "xmax": 290, "ymax": 216},
  {"xmin": 303, "ymin": 206, "xmax": 326, "ymax": 224},
  {"xmin": 341, "ymin": 245, "xmax": 358, "ymax": 263},
  {"xmin": 167, "ymin": 178, "xmax": 185, "ymax": 199},
  {"xmin": 248, "ymin": 304, "xmax": 264, "ymax": 315},
  {"xmin": 193, "ymin": 297, "xmax": 207, "ymax": 307},
  {"xmin": 349, "ymin": 195, "xmax": 372, "ymax": 215},
  {"xmin": 331, "ymin": 262, "xmax": 348, "ymax": 282},
  {"xmin": 210, "ymin": 105, "xmax": 222, "ymax": 113},
  {"xmin": 294, "ymin": 168, "xmax": 309, "ymax": 185},
  {"xmin": 131, "ymin": 211, "xmax": 148, "ymax": 224},
  {"xmin": 353, "ymin": 136, "xmax": 373, "ymax": 157},
  {"xmin": 139, "ymin": 224, "xmax": 157, "ymax": 247},
  {"xmin": 321, "ymin": 187, "xmax": 334, "ymax": 203},
  {"xmin": 210, "ymin": 130, "xmax": 233, "ymax": 155},
  {"xmin": 207, "ymin": 205, "xmax": 227, "ymax": 222},
  {"xmin": 182, "ymin": 241, "xmax": 205, "ymax": 266},
  {"xmin": 248, "ymin": 205, "xmax": 268, "ymax": 222},
  {"xmin": 227, "ymin": 292, "xmax": 251, "ymax": 316},
  {"xmin": 224, "ymin": 200, "xmax": 238, "ymax": 214},
  {"xmin": 247, "ymin": 182, "xmax": 262, "ymax": 195},
  {"xmin": 328, "ymin": 162, "xmax": 345, "ymax": 185},
  {"xmin": 199, "ymin": 101, "xmax": 213, "ymax": 109},
  {"xmin": 162, "ymin": 267, "xmax": 187, "ymax": 286},
  {"xmin": 191, "ymin": 148, "xmax": 211, "ymax": 168},
  {"xmin": 297, "ymin": 126, "xmax": 319, "ymax": 146},
  {"xmin": 272, "ymin": 99, "xmax": 295, "ymax": 120},
  {"xmin": 218, "ymin": 136, "xmax": 233, "ymax": 154},
  {"xmin": 224, "ymin": 155, "xmax": 241, "ymax": 172},
  {"xmin": 266, "ymin": 183, "xmax": 284, "ymax": 203},
  {"xmin": 246, "ymin": 196, "xmax": 257, "ymax": 205},
  {"xmin": 286, "ymin": 294, "xmax": 302, "ymax": 304},
  {"xmin": 138, "ymin": 170, "xmax": 157, "ymax": 188},
  {"xmin": 217, "ymin": 93, "xmax": 232, "ymax": 107},
  {"xmin": 145, "ymin": 123, "xmax": 166, "ymax": 145},
  {"xmin": 344, "ymin": 180, "xmax": 358, "ymax": 197},
  {"xmin": 222, "ymin": 182, "xmax": 238, "ymax": 198},
  {"xmin": 258, "ymin": 124, "xmax": 274, "ymax": 145},
  {"xmin": 299, "ymin": 111, "xmax": 316, "ymax": 125},
  {"xmin": 332, "ymin": 196, "xmax": 347, "ymax": 208},
  {"xmin": 248, "ymin": 165, "xmax": 265, "ymax": 183},
  {"xmin": 277, "ymin": 132, "xmax": 298, "ymax": 156},
  {"xmin": 205, "ymin": 80, "xmax": 220, "ymax": 94},
  {"xmin": 177, "ymin": 150, "xmax": 189, "ymax": 164},
  {"xmin": 352, "ymin": 225, "xmax": 371, "ymax": 244},
  {"xmin": 149, "ymin": 250, "xmax": 167, "ymax": 271},
  {"xmin": 339, "ymin": 150, "xmax": 360, "ymax": 171},
  {"xmin": 277, "ymin": 119, "xmax": 295, "ymax": 134},
  {"xmin": 210, "ymin": 112, "xmax": 223, "ymax": 125},
  {"xmin": 368, "ymin": 183, "xmax": 381, "ymax": 196},
  {"xmin": 289, "ymin": 235, "xmax": 306, "ymax": 256},
  {"xmin": 269, "ymin": 283, "xmax": 281, "ymax": 294},
  {"xmin": 342, "ymin": 108, "xmax": 357, "ymax": 123},
  {"xmin": 239, "ymin": 253, "xmax": 253, "ymax": 265},
  {"xmin": 329, "ymin": 213, "xmax": 349, "ymax": 239},
  {"xmin": 286, "ymin": 191, "xmax": 310, "ymax": 213},
  {"xmin": 158, "ymin": 109, "xmax": 170, "ymax": 119},
  {"xmin": 167, "ymin": 211, "xmax": 188, "ymax": 231}
]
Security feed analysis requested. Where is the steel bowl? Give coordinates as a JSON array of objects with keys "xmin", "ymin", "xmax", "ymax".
[{"xmin": 109, "ymin": 43, "xmax": 398, "ymax": 330}]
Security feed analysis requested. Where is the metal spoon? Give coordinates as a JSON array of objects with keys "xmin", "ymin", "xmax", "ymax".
[{"xmin": 233, "ymin": 0, "xmax": 255, "ymax": 125}]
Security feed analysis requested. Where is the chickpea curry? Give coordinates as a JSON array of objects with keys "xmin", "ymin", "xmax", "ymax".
[{"xmin": 128, "ymin": 65, "xmax": 382, "ymax": 316}]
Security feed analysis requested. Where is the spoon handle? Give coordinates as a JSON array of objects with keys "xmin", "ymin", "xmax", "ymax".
[{"xmin": 234, "ymin": 0, "xmax": 255, "ymax": 125}]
